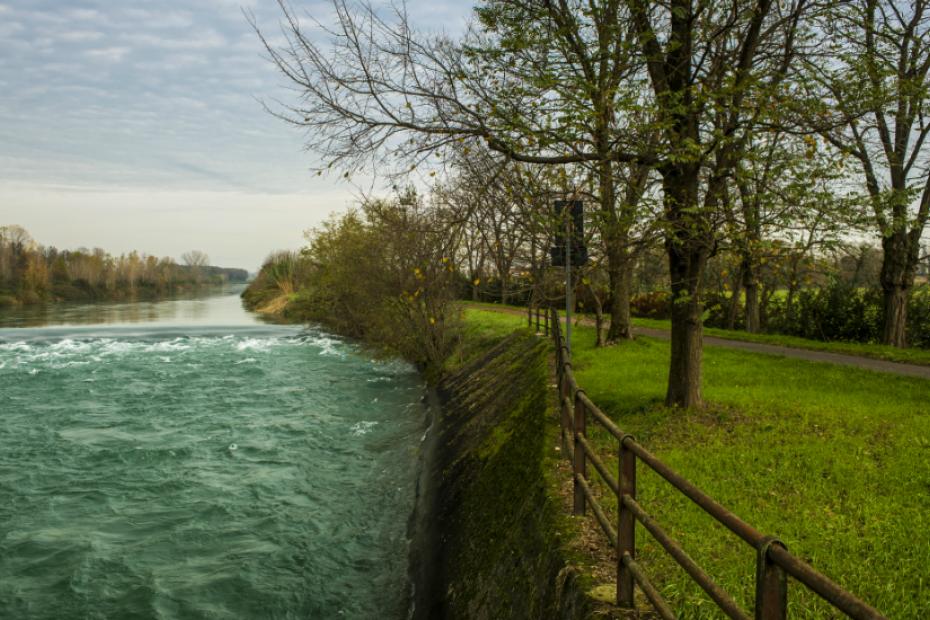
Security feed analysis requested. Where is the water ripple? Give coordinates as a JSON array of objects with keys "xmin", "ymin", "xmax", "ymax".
[{"xmin": 0, "ymin": 324, "xmax": 425, "ymax": 619}]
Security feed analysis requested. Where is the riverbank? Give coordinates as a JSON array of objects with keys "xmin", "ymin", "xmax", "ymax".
[{"xmin": 0, "ymin": 281, "xmax": 237, "ymax": 309}]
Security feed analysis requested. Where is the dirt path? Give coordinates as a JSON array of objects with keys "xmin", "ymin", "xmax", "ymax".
[{"xmin": 468, "ymin": 303, "xmax": 930, "ymax": 380}]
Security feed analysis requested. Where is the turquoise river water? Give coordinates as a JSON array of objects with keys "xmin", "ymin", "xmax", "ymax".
[{"xmin": 0, "ymin": 290, "xmax": 427, "ymax": 619}]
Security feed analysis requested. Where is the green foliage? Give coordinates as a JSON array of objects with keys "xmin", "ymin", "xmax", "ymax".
[
  {"xmin": 763, "ymin": 281, "xmax": 883, "ymax": 342},
  {"xmin": 240, "ymin": 250, "xmax": 309, "ymax": 313},
  {"xmin": 243, "ymin": 192, "xmax": 461, "ymax": 375},
  {"xmin": 630, "ymin": 290, "xmax": 672, "ymax": 319}
]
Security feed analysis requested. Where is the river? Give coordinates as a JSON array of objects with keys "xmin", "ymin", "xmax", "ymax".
[{"xmin": 0, "ymin": 289, "xmax": 427, "ymax": 619}]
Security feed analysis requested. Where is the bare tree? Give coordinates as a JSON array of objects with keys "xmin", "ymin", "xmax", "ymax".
[{"xmin": 182, "ymin": 250, "xmax": 210, "ymax": 283}]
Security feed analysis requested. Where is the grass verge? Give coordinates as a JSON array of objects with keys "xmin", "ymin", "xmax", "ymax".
[
  {"xmin": 464, "ymin": 307, "xmax": 930, "ymax": 619},
  {"xmin": 461, "ymin": 300, "xmax": 930, "ymax": 367}
]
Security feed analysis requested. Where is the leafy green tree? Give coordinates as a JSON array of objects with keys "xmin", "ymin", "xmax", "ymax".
[
  {"xmin": 722, "ymin": 130, "xmax": 854, "ymax": 332},
  {"xmin": 800, "ymin": 0, "xmax": 930, "ymax": 347},
  {"xmin": 623, "ymin": 0, "xmax": 809, "ymax": 406}
]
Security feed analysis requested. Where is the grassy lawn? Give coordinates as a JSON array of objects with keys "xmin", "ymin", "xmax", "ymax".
[
  {"xmin": 463, "ymin": 308, "xmax": 930, "ymax": 619},
  {"xmin": 636, "ymin": 316, "xmax": 930, "ymax": 367},
  {"xmin": 461, "ymin": 300, "xmax": 930, "ymax": 367}
]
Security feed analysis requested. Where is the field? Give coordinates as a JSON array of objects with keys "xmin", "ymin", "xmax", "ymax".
[{"xmin": 463, "ymin": 308, "xmax": 930, "ymax": 618}]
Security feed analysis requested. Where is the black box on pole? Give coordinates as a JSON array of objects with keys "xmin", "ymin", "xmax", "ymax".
[{"xmin": 551, "ymin": 199, "xmax": 587, "ymax": 267}]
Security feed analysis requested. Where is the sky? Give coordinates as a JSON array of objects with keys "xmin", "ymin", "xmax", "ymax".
[{"xmin": 0, "ymin": 0, "xmax": 471, "ymax": 271}]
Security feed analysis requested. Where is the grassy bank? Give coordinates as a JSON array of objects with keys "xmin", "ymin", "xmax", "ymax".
[
  {"xmin": 465, "ymin": 308, "xmax": 930, "ymax": 618},
  {"xmin": 462, "ymin": 301, "xmax": 930, "ymax": 367}
]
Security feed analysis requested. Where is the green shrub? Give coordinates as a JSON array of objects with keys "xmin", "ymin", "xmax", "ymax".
[
  {"xmin": 243, "ymin": 193, "xmax": 461, "ymax": 375},
  {"xmin": 630, "ymin": 290, "xmax": 671, "ymax": 318}
]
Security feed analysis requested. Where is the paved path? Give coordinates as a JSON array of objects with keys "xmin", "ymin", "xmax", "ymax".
[{"xmin": 468, "ymin": 304, "xmax": 930, "ymax": 380}]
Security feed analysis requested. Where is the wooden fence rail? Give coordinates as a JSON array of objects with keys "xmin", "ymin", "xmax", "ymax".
[{"xmin": 540, "ymin": 305, "xmax": 887, "ymax": 620}]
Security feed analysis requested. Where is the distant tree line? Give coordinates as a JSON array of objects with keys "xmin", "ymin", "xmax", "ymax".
[{"xmin": 0, "ymin": 225, "xmax": 247, "ymax": 307}]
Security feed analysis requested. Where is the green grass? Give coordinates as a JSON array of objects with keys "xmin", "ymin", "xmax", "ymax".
[
  {"xmin": 460, "ymin": 300, "xmax": 930, "ymax": 366},
  {"xmin": 463, "ymin": 308, "xmax": 930, "ymax": 619},
  {"xmin": 635, "ymin": 316, "xmax": 930, "ymax": 367}
]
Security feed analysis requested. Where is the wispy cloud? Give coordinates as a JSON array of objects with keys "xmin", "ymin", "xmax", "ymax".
[{"xmin": 85, "ymin": 45, "xmax": 131, "ymax": 62}]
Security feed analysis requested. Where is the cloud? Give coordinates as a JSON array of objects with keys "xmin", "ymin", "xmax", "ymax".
[
  {"xmin": 68, "ymin": 8, "xmax": 101, "ymax": 21},
  {"xmin": 0, "ymin": 21, "xmax": 23, "ymax": 37},
  {"xmin": 85, "ymin": 45, "xmax": 130, "ymax": 62},
  {"xmin": 131, "ymin": 29, "xmax": 227, "ymax": 50},
  {"xmin": 57, "ymin": 29, "xmax": 104, "ymax": 42}
]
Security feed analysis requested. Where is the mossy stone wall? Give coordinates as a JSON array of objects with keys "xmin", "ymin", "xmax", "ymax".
[{"xmin": 412, "ymin": 331, "xmax": 611, "ymax": 619}]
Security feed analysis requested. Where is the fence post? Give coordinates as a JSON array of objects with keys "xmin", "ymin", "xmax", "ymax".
[
  {"xmin": 544, "ymin": 307, "xmax": 550, "ymax": 336},
  {"xmin": 618, "ymin": 436, "xmax": 636, "ymax": 608},
  {"xmin": 572, "ymin": 389, "xmax": 586, "ymax": 515},
  {"xmin": 535, "ymin": 305, "xmax": 540, "ymax": 333},
  {"xmin": 559, "ymin": 367, "xmax": 568, "ymax": 453},
  {"xmin": 755, "ymin": 538, "xmax": 788, "ymax": 620},
  {"xmin": 527, "ymin": 303, "xmax": 532, "ymax": 328}
]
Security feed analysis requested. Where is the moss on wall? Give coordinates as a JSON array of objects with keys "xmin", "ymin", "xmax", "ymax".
[{"xmin": 411, "ymin": 330, "xmax": 619, "ymax": 619}]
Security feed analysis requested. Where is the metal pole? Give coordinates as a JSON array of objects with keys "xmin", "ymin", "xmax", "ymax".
[{"xmin": 565, "ymin": 212, "xmax": 572, "ymax": 357}]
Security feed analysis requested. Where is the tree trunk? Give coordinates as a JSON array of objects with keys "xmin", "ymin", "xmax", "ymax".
[
  {"xmin": 606, "ymin": 249, "xmax": 634, "ymax": 341},
  {"xmin": 745, "ymin": 281, "xmax": 760, "ymax": 333},
  {"xmin": 591, "ymin": 285, "xmax": 606, "ymax": 347},
  {"xmin": 666, "ymin": 250, "xmax": 704, "ymax": 409},
  {"xmin": 880, "ymin": 232, "xmax": 915, "ymax": 348},
  {"xmin": 663, "ymin": 167, "xmax": 707, "ymax": 409},
  {"xmin": 599, "ymin": 156, "xmax": 646, "ymax": 343},
  {"xmin": 882, "ymin": 284, "xmax": 908, "ymax": 347},
  {"xmin": 725, "ymin": 270, "xmax": 743, "ymax": 330},
  {"xmin": 743, "ymin": 251, "xmax": 759, "ymax": 334}
]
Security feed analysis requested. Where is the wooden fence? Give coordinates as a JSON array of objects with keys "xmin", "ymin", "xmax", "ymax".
[{"xmin": 540, "ymin": 305, "xmax": 887, "ymax": 620}]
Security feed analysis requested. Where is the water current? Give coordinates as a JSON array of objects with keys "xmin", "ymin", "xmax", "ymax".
[{"xmin": 0, "ymin": 290, "xmax": 427, "ymax": 619}]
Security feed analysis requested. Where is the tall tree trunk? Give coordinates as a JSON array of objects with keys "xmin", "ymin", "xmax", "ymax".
[
  {"xmin": 759, "ymin": 283, "xmax": 773, "ymax": 330},
  {"xmin": 880, "ymin": 231, "xmax": 916, "ymax": 347},
  {"xmin": 666, "ymin": 245, "xmax": 705, "ymax": 409},
  {"xmin": 882, "ymin": 284, "xmax": 908, "ymax": 347},
  {"xmin": 734, "ymin": 177, "xmax": 761, "ymax": 334},
  {"xmin": 595, "ymin": 155, "xmax": 636, "ymax": 342},
  {"xmin": 725, "ymin": 268, "xmax": 743, "ymax": 330},
  {"xmin": 606, "ymin": 246, "xmax": 634, "ymax": 341},
  {"xmin": 663, "ymin": 168, "xmax": 707, "ymax": 409},
  {"xmin": 591, "ymin": 285, "xmax": 606, "ymax": 347},
  {"xmin": 785, "ymin": 259, "xmax": 800, "ymax": 325},
  {"xmin": 745, "ymin": 281, "xmax": 760, "ymax": 333},
  {"xmin": 743, "ymin": 255, "xmax": 760, "ymax": 334}
]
